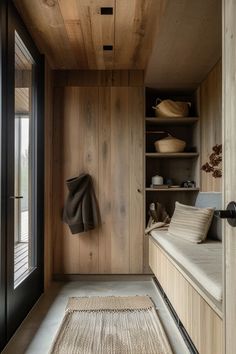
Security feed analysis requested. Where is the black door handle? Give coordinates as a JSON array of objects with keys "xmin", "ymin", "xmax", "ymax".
[
  {"xmin": 9, "ymin": 196, "xmax": 23, "ymax": 199},
  {"xmin": 215, "ymin": 201, "xmax": 236, "ymax": 227}
]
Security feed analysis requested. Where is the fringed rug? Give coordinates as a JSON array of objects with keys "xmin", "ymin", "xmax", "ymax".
[{"xmin": 50, "ymin": 296, "xmax": 173, "ymax": 354}]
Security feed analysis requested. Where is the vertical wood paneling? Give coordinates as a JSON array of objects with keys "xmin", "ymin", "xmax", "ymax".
[
  {"xmin": 52, "ymin": 87, "xmax": 64, "ymax": 275},
  {"xmin": 223, "ymin": 1, "xmax": 236, "ymax": 353},
  {"xmin": 98, "ymin": 87, "xmax": 112, "ymax": 273},
  {"xmin": 200, "ymin": 60, "xmax": 222, "ymax": 192},
  {"xmin": 61, "ymin": 87, "xmax": 81, "ymax": 274},
  {"xmin": 62, "ymin": 87, "xmax": 99, "ymax": 274},
  {"xmin": 77, "ymin": 88, "xmax": 99, "ymax": 273},
  {"xmin": 149, "ymin": 238, "xmax": 223, "ymax": 354},
  {"xmin": 52, "ymin": 74, "xmax": 145, "ymax": 275},
  {"xmin": 129, "ymin": 88, "xmax": 144, "ymax": 273},
  {"xmin": 110, "ymin": 87, "xmax": 130, "ymax": 273},
  {"xmin": 44, "ymin": 61, "xmax": 53, "ymax": 289}
]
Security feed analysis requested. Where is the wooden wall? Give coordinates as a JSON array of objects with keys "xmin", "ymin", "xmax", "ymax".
[
  {"xmin": 200, "ymin": 60, "xmax": 222, "ymax": 192},
  {"xmin": 44, "ymin": 61, "xmax": 54, "ymax": 289},
  {"xmin": 53, "ymin": 70, "xmax": 144, "ymax": 87},
  {"xmin": 52, "ymin": 70, "xmax": 147, "ymax": 276},
  {"xmin": 223, "ymin": 0, "xmax": 236, "ymax": 352}
]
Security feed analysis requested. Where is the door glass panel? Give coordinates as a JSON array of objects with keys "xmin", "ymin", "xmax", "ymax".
[{"xmin": 14, "ymin": 31, "xmax": 35, "ymax": 287}]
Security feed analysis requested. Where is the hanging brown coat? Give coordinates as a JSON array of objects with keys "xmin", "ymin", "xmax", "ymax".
[{"xmin": 63, "ymin": 174, "xmax": 100, "ymax": 234}]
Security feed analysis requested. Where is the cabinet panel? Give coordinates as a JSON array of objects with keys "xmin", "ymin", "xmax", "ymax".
[
  {"xmin": 98, "ymin": 87, "xmax": 112, "ymax": 273},
  {"xmin": 53, "ymin": 86, "xmax": 145, "ymax": 274},
  {"xmin": 110, "ymin": 87, "xmax": 130, "ymax": 273},
  {"xmin": 149, "ymin": 238, "xmax": 222, "ymax": 354},
  {"xmin": 129, "ymin": 88, "xmax": 144, "ymax": 273},
  {"xmin": 62, "ymin": 87, "xmax": 99, "ymax": 274}
]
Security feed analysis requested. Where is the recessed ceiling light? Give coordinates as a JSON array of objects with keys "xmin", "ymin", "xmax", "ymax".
[
  {"xmin": 103, "ymin": 45, "xmax": 113, "ymax": 51},
  {"xmin": 100, "ymin": 7, "xmax": 113, "ymax": 15}
]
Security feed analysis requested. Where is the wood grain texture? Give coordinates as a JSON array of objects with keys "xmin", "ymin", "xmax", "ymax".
[
  {"xmin": 110, "ymin": 87, "xmax": 130, "ymax": 273},
  {"xmin": 44, "ymin": 61, "xmax": 53, "ymax": 289},
  {"xmin": 15, "ymin": 88, "xmax": 29, "ymax": 114},
  {"xmin": 54, "ymin": 70, "xmax": 144, "ymax": 87},
  {"xmin": 13, "ymin": 0, "xmax": 164, "ymax": 70},
  {"xmin": 145, "ymin": 0, "xmax": 221, "ymax": 89},
  {"xmin": 223, "ymin": 1, "xmax": 236, "ymax": 353},
  {"xmin": 62, "ymin": 87, "xmax": 99, "ymax": 274},
  {"xmin": 52, "ymin": 87, "xmax": 64, "ymax": 275},
  {"xmin": 149, "ymin": 238, "xmax": 223, "ymax": 354},
  {"xmin": 15, "ymin": 70, "xmax": 31, "ymax": 88},
  {"xmin": 98, "ymin": 88, "xmax": 112, "ymax": 273},
  {"xmin": 129, "ymin": 88, "xmax": 144, "ymax": 273},
  {"xmin": 52, "ymin": 84, "xmax": 145, "ymax": 274},
  {"xmin": 200, "ymin": 60, "xmax": 222, "ymax": 192},
  {"xmin": 114, "ymin": 0, "xmax": 165, "ymax": 70}
]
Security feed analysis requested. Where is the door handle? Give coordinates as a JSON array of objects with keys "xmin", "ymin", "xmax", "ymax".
[
  {"xmin": 9, "ymin": 196, "xmax": 23, "ymax": 199},
  {"xmin": 215, "ymin": 201, "xmax": 236, "ymax": 227}
]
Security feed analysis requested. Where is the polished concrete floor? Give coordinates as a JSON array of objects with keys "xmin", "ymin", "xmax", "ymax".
[{"xmin": 2, "ymin": 279, "xmax": 190, "ymax": 354}]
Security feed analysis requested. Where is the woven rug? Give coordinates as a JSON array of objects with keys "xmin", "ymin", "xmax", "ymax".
[{"xmin": 50, "ymin": 296, "xmax": 173, "ymax": 354}]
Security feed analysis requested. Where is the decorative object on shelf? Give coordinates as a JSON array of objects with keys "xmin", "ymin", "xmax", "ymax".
[
  {"xmin": 181, "ymin": 180, "xmax": 196, "ymax": 188},
  {"xmin": 201, "ymin": 144, "xmax": 222, "ymax": 178},
  {"xmin": 165, "ymin": 178, "xmax": 173, "ymax": 186},
  {"xmin": 150, "ymin": 185, "xmax": 170, "ymax": 189},
  {"xmin": 145, "ymin": 202, "xmax": 171, "ymax": 234},
  {"xmin": 152, "ymin": 98, "xmax": 191, "ymax": 118},
  {"xmin": 151, "ymin": 174, "xmax": 164, "ymax": 185},
  {"xmin": 154, "ymin": 134, "xmax": 186, "ymax": 153}
]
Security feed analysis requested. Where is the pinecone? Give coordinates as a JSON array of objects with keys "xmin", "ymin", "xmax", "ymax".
[
  {"xmin": 201, "ymin": 144, "xmax": 222, "ymax": 178},
  {"xmin": 209, "ymin": 153, "xmax": 222, "ymax": 167},
  {"xmin": 201, "ymin": 162, "xmax": 214, "ymax": 172},
  {"xmin": 212, "ymin": 169, "xmax": 222, "ymax": 178},
  {"xmin": 212, "ymin": 144, "xmax": 222, "ymax": 155}
]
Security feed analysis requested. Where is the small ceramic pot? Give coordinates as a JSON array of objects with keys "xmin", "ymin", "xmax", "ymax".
[{"xmin": 152, "ymin": 175, "xmax": 164, "ymax": 185}]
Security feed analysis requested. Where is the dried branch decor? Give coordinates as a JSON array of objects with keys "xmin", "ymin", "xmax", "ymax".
[{"xmin": 201, "ymin": 144, "xmax": 222, "ymax": 178}]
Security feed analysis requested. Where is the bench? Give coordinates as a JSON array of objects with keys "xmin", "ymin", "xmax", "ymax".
[{"xmin": 149, "ymin": 192, "xmax": 223, "ymax": 354}]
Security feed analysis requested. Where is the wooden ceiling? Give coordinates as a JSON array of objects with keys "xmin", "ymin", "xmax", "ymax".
[
  {"xmin": 14, "ymin": 0, "xmax": 165, "ymax": 70},
  {"xmin": 15, "ymin": 32, "xmax": 32, "ymax": 70},
  {"xmin": 15, "ymin": 88, "xmax": 29, "ymax": 114},
  {"xmin": 145, "ymin": 0, "xmax": 222, "ymax": 89},
  {"xmin": 14, "ymin": 0, "xmax": 221, "ymax": 87}
]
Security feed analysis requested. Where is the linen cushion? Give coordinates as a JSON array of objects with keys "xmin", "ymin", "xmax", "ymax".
[
  {"xmin": 168, "ymin": 201, "xmax": 214, "ymax": 243},
  {"xmin": 195, "ymin": 192, "xmax": 222, "ymax": 241}
]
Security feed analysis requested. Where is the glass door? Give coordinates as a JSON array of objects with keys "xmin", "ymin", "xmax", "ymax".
[
  {"xmin": 14, "ymin": 32, "xmax": 34, "ymax": 288},
  {"xmin": 6, "ymin": 3, "xmax": 44, "ymax": 341}
]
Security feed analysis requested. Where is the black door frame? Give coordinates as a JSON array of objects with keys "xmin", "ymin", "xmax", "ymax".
[
  {"xmin": 0, "ymin": 0, "xmax": 44, "ymax": 349},
  {"xmin": 0, "ymin": 0, "xmax": 8, "ymax": 350}
]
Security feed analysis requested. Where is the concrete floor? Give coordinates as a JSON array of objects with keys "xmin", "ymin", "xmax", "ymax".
[{"xmin": 2, "ymin": 279, "xmax": 190, "ymax": 354}]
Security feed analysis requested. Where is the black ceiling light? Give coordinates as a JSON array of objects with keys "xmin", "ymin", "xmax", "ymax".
[
  {"xmin": 100, "ymin": 7, "xmax": 113, "ymax": 15},
  {"xmin": 103, "ymin": 45, "xmax": 113, "ymax": 51}
]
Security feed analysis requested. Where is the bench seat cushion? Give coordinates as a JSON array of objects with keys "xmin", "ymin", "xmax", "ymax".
[{"xmin": 150, "ymin": 229, "xmax": 222, "ymax": 302}]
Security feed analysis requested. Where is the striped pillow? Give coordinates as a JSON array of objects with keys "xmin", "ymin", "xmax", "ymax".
[{"xmin": 168, "ymin": 202, "xmax": 214, "ymax": 243}]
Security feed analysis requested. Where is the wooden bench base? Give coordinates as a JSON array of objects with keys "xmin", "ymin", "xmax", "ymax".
[{"xmin": 149, "ymin": 237, "xmax": 222, "ymax": 354}]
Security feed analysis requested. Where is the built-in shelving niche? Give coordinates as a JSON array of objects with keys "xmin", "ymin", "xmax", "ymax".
[{"xmin": 145, "ymin": 88, "xmax": 200, "ymax": 222}]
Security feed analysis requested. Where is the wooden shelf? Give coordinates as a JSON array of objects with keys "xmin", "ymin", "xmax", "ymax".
[
  {"xmin": 145, "ymin": 187, "xmax": 200, "ymax": 192},
  {"xmin": 145, "ymin": 152, "xmax": 199, "ymax": 158},
  {"xmin": 145, "ymin": 117, "xmax": 199, "ymax": 126}
]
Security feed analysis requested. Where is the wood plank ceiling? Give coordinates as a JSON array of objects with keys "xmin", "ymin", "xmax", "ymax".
[
  {"xmin": 145, "ymin": 0, "xmax": 221, "ymax": 89},
  {"xmin": 15, "ymin": 32, "xmax": 31, "ymax": 114},
  {"xmin": 13, "ymin": 0, "xmax": 166, "ymax": 70}
]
